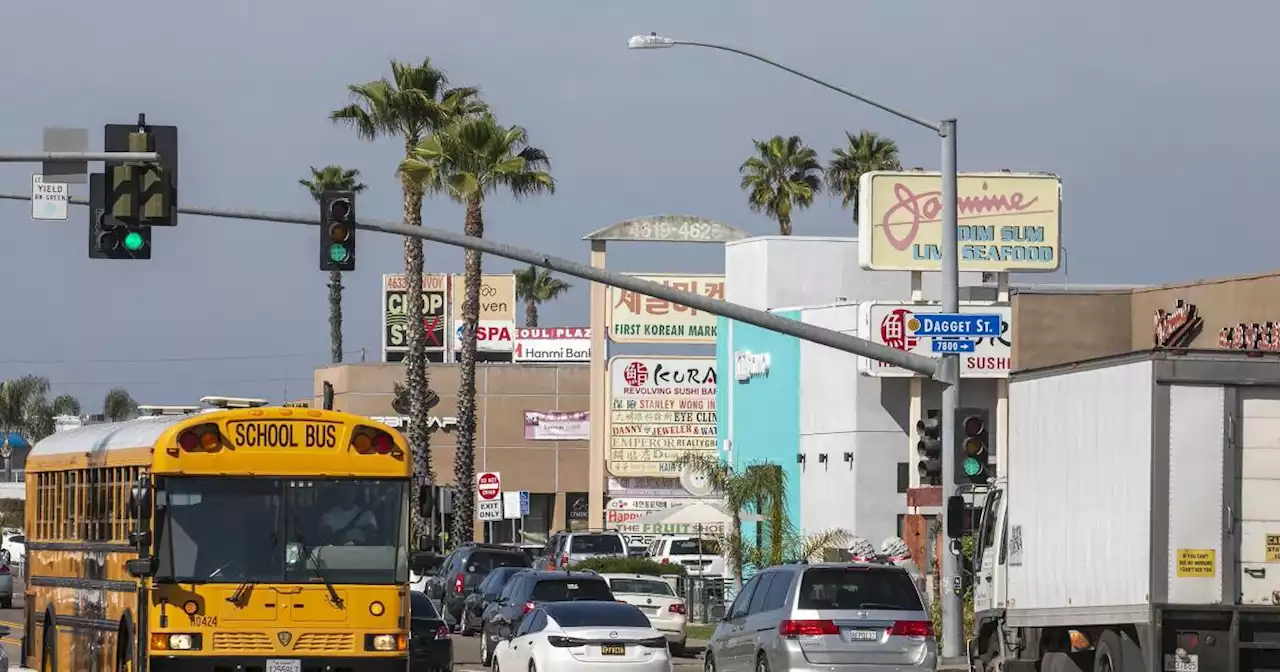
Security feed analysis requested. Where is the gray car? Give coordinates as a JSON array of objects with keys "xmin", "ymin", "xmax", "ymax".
[
  {"xmin": 705, "ymin": 561, "xmax": 936, "ymax": 672},
  {"xmin": 532, "ymin": 530, "xmax": 627, "ymax": 570}
]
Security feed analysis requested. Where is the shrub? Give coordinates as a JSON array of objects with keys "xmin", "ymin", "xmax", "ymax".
[{"xmin": 569, "ymin": 557, "xmax": 686, "ymax": 576}]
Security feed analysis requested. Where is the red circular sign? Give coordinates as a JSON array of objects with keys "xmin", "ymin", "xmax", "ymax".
[{"xmin": 477, "ymin": 472, "xmax": 501, "ymax": 500}]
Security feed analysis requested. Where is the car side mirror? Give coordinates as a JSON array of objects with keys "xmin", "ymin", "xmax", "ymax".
[
  {"xmin": 710, "ymin": 604, "xmax": 726, "ymax": 621},
  {"xmin": 126, "ymin": 557, "xmax": 157, "ymax": 578}
]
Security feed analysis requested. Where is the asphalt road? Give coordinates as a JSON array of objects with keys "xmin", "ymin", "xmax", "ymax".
[
  {"xmin": 0, "ymin": 582, "xmax": 705, "ymax": 671},
  {"xmin": 0, "ymin": 574, "xmax": 24, "ymax": 665}
]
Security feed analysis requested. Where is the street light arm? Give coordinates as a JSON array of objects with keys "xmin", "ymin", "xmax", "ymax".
[
  {"xmin": 0, "ymin": 191, "xmax": 946, "ymax": 380},
  {"xmin": 671, "ymin": 40, "xmax": 941, "ymax": 133}
]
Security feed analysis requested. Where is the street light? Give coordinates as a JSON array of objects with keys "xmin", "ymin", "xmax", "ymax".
[{"xmin": 628, "ymin": 33, "xmax": 964, "ymax": 661}]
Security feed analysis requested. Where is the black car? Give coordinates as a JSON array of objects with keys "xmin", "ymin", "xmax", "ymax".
[
  {"xmin": 409, "ymin": 591, "xmax": 453, "ymax": 672},
  {"xmin": 424, "ymin": 543, "xmax": 531, "ymax": 628},
  {"xmin": 458, "ymin": 566, "xmax": 528, "ymax": 636},
  {"xmin": 477, "ymin": 570, "xmax": 615, "ymax": 665}
]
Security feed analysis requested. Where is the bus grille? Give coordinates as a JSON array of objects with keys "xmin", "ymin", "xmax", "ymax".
[
  {"xmin": 293, "ymin": 633, "xmax": 354, "ymax": 652},
  {"xmin": 213, "ymin": 632, "xmax": 274, "ymax": 651}
]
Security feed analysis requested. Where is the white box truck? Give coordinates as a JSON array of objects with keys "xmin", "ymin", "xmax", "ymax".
[{"xmin": 970, "ymin": 350, "xmax": 1280, "ymax": 672}]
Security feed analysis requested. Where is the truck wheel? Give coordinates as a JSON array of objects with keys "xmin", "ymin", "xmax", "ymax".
[
  {"xmin": 1041, "ymin": 651, "xmax": 1086, "ymax": 672},
  {"xmin": 1093, "ymin": 630, "xmax": 1140, "ymax": 672}
]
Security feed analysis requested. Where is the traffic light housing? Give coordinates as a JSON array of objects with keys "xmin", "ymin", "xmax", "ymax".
[
  {"xmin": 104, "ymin": 115, "xmax": 178, "ymax": 227},
  {"xmin": 955, "ymin": 407, "xmax": 991, "ymax": 485},
  {"xmin": 916, "ymin": 410, "xmax": 942, "ymax": 486},
  {"xmin": 320, "ymin": 190, "xmax": 356, "ymax": 271},
  {"xmin": 88, "ymin": 173, "xmax": 151, "ymax": 260}
]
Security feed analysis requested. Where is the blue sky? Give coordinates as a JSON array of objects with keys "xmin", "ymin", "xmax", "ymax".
[{"xmin": 1, "ymin": 0, "xmax": 1275, "ymax": 410}]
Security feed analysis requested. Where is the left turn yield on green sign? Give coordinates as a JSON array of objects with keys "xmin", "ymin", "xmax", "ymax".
[{"xmin": 31, "ymin": 174, "xmax": 69, "ymax": 221}]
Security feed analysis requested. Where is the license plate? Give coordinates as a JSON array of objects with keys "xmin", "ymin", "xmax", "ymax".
[
  {"xmin": 266, "ymin": 660, "xmax": 302, "ymax": 672},
  {"xmin": 844, "ymin": 628, "xmax": 880, "ymax": 642},
  {"xmin": 600, "ymin": 644, "xmax": 626, "ymax": 656},
  {"xmin": 1164, "ymin": 654, "xmax": 1199, "ymax": 672}
]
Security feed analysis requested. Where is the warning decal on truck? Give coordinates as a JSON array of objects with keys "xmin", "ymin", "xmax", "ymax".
[
  {"xmin": 1267, "ymin": 535, "xmax": 1280, "ymax": 562},
  {"xmin": 1176, "ymin": 549, "xmax": 1216, "ymax": 577}
]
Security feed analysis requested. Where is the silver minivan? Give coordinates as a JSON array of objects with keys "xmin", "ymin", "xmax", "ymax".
[{"xmin": 705, "ymin": 562, "xmax": 937, "ymax": 672}]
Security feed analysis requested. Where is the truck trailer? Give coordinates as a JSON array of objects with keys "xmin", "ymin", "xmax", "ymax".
[{"xmin": 970, "ymin": 350, "xmax": 1280, "ymax": 672}]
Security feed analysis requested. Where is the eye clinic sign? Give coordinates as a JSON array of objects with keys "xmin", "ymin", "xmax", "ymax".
[{"xmin": 858, "ymin": 171, "xmax": 1061, "ymax": 273}]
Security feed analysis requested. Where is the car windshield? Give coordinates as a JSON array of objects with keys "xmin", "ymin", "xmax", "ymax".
[
  {"xmin": 465, "ymin": 551, "xmax": 530, "ymax": 573},
  {"xmin": 669, "ymin": 539, "xmax": 720, "ymax": 555},
  {"xmin": 155, "ymin": 477, "xmax": 408, "ymax": 584},
  {"xmin": 797, "ymin": 567, "xmax": 924, "ymax": 611},
  {"xmin": 609, "ymin": 578, "xmax": 674, "ymax": 596},
  {"xmin": 531, "ymin": 578, "xmax": 614, "ymax": 602},
  {"xmin": 546, "ymin": 603, "xmax": 650, "ymax": 628},
  {"xmin": 569, "ymin": 535, "xmax": 624, "ymax": 554}
]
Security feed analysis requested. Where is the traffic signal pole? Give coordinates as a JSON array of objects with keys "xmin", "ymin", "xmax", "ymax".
[
  {"xmin": 0, "ymin": 152, "xmax": 159, "ymax": 163},
  {"xmin": 0, "ymin": 189, "xmax": 950, "ymax": 380},
  {"xmin": 938, "ymin": 119, "xmax": 964, "ymax": 664}
]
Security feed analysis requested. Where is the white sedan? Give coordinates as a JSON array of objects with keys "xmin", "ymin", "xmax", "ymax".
[
  {"xmin": 599, "ymin": 573, "xmax": 687, "ymax": 654},
  {"xmin": 492, "ymin": 601, "xmax": 672, "ymax": 672}
]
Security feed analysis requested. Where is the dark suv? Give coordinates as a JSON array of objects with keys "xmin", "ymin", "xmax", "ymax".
[
  {"xmin": 423, "ymin": 543, "xmax": 531, "ymax": 628},
  {"xmin": 477, "ymin": 570, "xmax": 615, "ymax": 665}
]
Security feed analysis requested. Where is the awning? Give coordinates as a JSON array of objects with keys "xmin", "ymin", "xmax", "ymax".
[{"xmin": 612, "ymin": 501, "xmax": 731, "ymax": 536}]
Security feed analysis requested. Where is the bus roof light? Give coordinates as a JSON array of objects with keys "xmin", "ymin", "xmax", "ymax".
[
  {"xmin": 373, "ymin": 432, "xmax": 392, "ymax": 455},
  {"xmin": 352, "ymin": 432, "xmax": 373, "ymax": 454},
  {"xmin": 199, "ymin": 429, "xmax": 221, "ymax": 451},
  {"xmin": 178, "ymin": 431, "xmax": 199, "ymax": 452}
]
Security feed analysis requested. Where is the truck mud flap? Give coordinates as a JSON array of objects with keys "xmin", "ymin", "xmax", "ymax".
[{"xmin": 1157, "ymin": 604, "xmax": 1280, "ymax": 672}]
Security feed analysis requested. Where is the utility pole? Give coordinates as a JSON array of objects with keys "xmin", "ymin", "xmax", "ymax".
[{"xmin": 937, "ymin": 119, "xmax": 964, "ymax": 665}]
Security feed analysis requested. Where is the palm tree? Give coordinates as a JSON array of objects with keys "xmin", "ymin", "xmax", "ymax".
[
  {"xmin": 331, "ymin": 58, "xmax": 486, "ymax": 548},
  {"xmin": 401, "ymin": 113, "xmax": 555, "ymax": 543},
  {"xmin": 825, "ymin": 130, "xmax": 903, "ymax": 231},
  {"xmin": 676, "ymin": 453, "xmax": 850, "ymax": 590},
  {"xmin": 102, "ymin": 388, "xmax": 138, "ymax": 422},
  {"xmin": 299, "ymin": 165, "xmax": 370, "ymax": 364},
  {"xmin": 739, "ymin": 135, "xmax": 823, "ymax": 236},
  {"xmin": 0, "ymin": 376, "xmax": 63, "ymax": 446},
  {"xmin": 513, "ymin": 264, "xmax": 571, "ymax": 327}
]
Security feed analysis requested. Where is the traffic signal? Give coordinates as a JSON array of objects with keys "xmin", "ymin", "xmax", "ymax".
[
  {"xmin": 88, "ymin": 173, "xmax": 151, "ymax": 260},
  {"xmin": 104, "ymin": 115, "xmax": 178, "ymax": 227},
  {"xmin": 320, "ymin": 190, "xmax": 356, "ymax": 271},
  {"xmin": 916, "ymin": 410, "xmax": 942, "ymax": 486},
  {"xmin": 955, "ymin": 407, "xmax": 991, "ymax": 485}
]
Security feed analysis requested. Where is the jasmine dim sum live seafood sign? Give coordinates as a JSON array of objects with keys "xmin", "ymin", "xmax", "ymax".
[
  {"xmin": 857, "ymin": 171, "xmax": 1062, "ymax": 273},
  {"xmin": 608, "ymin": 356, "xmax": 718, "ymax": 478}
]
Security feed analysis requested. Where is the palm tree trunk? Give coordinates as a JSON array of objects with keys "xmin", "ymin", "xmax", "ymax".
[
  {"xmin": 525, "ymin": 298, "xmax": 539, "ymax": 328},
  {"xmin": 328, "ymin": 270, "xmax": 344, "ymax": 364},
  {"xmin": 779, "ymin": 214, "xmax": 793, "ymax": 236},
  {"xmin": 452, "ymin": 197, "xmax": 484, "ymax": 544},
  {"xmin": 731, "ymin": 513, "xmax": 744, "ymax": 592},
  {"xmin": 401, "ymin": 151, "xmax": 433, "ymax": 552}
]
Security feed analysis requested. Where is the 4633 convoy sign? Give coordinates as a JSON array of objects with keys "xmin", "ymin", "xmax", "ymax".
[{"xmin": 382, "ymin": 273, "xmax": 448, "ymax": 362}]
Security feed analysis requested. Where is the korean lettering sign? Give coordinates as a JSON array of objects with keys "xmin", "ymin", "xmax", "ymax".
[
  {"xmin": 608, "ymin": 356, "xmax": 718, "ymax": 478},
  {"xmin": 608, "ymin": 274, "xmax": 724, "ymax": 344}
]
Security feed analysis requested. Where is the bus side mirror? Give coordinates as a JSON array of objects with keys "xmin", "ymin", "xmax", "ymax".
[
  {"xmin": 129, "ymin": 483, "xmax": 151, "ymax": 518},
  {"xmin": 420, "ymin": 485, "xmax": 434, "ymax": 517},
  {"xmin": 411, "ymin": 552, "xmax": 443, "ymax": 574},
  {"xmin": 126, "ymin": 557, "xmax": 157, "ymax": 578}
]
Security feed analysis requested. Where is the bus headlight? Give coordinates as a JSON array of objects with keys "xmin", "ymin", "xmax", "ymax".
[{"xmin": 155, "ymin": 633, "xmax": 200, "ymax": 651}]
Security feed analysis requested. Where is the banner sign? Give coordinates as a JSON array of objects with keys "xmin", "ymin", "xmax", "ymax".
[
  {"xmin": 512, "ymin": 327, "xmax": 590, "ymax": 362},
  {"xmin": 524, "ymin": 410, "xmax": 590, "ymax": 441},
  {"xmin": 450, "ymin": 274, "xmax": 517, "ymax": 352},
  {"xmin": 608, "ymin": 275, "xmax": 724, "ymax": 344}
]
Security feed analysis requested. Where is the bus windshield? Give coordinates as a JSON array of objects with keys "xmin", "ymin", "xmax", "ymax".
[{"xmin": 156, "ymin": 477, "xmax": 408, "ymax": 585}]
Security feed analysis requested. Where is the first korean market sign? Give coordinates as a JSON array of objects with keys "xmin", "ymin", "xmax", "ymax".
[
  {"xmin": 608, "ymin": 356, "xmax": 718, "ymax": 478},
  {"xmin": 608, "ymin": 274, "xmax": 724, "ymax": 344}
]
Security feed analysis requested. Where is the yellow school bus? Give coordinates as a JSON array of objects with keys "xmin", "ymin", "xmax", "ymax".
[{"xmin": 23, "ymin": 400, "xmax": 412, "ymax": 672}]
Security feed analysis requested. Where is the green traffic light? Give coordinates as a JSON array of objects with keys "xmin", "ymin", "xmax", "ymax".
[
  {"xmin": 963, "ymin": 456, "xmax": 983, "ymax": 477},
  {"xmin": 329, "ymin": 243, "xmax": 350, "ymax": 263},
  {"xmin": 123, "ymin": 231, "xmax": 145, "ymax": 252}
]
